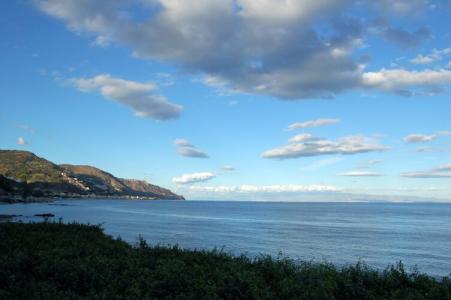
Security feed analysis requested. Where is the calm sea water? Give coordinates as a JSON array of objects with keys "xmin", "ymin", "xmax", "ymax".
[{"xmin": 2, "ymin": 199, "xmax": 451, "ymax": 277}]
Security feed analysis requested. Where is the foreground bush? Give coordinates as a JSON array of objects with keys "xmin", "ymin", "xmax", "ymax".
[{"xmin": 0, "ymin": 222, "xmax": 450, "ymax": 299}]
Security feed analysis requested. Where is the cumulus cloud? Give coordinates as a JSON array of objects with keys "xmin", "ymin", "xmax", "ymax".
[
  {"xmin": 339, "ymin": 171, "xmax": 383, "ymax": 177},
  {"xmin": 287, "ymin": 118, "xmax": 340, "ymax": 130},
  {"xmin": 187, "ymin": 184, "xmax": 339, "ymax": 193},
  {"xmin": 17, "ymin": 137, "xmax": 28, "ymax": 145},
  {"xmin": 70, "ymin": 74, "xmax": 181, "ymax": 120},
  {"xmin": 411, "ymin": 47, "xmax": 451, "ymax": 65},
  {"xmin": 36, "ymin": 0, "xmax": 362, "ymax": 100},
  {"xmin": 403, "ymin": 131, "xmax": 451, "ymax": 143},
  {"xmin": 401, "ymin": 163, "xmax": 451, "ymax": 178},
  {"xmin": 172, "ymin": 172, "xmax": 215, "ymax": 184},
  {"xmin": 362, "ymin": 69, "xmax": 451, "ymax": 96},
  {"xmin": 262, "ymin": 135, "xmax": 388, "ymax": 159},
  {"xmin": 36, "ymin": 0, "xmax": 449, "ymax": 99},
  {"xmin": 173, "ymin": 138, "xmax": 209, "ymax": 158}
]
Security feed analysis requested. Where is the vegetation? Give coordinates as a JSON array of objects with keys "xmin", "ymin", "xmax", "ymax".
[
  {"xmin": 0, "ymin": 150, "xmax": 63, "ymax": 183},
  {"xmin": 0, "ymin": 149, "xmax": 184, "ymax": 200},
  {"xmin": 1, "ymin": 222, "xmax": 450, "ymax": 299}
]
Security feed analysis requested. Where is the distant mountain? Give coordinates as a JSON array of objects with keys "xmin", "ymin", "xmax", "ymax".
[{"xmin": 0, "ymin": 150, "xmax": 184, "ymax": 201}]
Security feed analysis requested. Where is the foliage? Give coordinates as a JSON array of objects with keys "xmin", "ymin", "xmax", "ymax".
[
  {"xmin": 1, "ymin": 222, "xmax": 450, "ymax": 299},
  {"xmin": 0, "ymin": 150, "xmax": 184, "ymax": 199},
  {"xmin": 0, "ymin": 150, "xmax": 63, "ymax": 183}
]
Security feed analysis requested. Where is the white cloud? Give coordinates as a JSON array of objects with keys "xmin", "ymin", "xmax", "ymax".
[
  {"xmin": 411, "ymin": 47, "xmax": 451, "ymax": 65},
  {"xmin": 287, "ymin": 118, "xmax": 340, "ymax": 130},
  {"xmin": 262, "ymin": 135, "xmax": 388, "ymax": 159},
  {"xmin": 367, "ymin": 159, "xmax": 383, "ymax": 165},
  {"xmin": 221, "ymin": 165, "xmax": 236, "ymax": 171},
  {"xmin": 362, "ymin": 69, "xmax": 451, "ymax": 95},
  {"xmin": 288, "ymin": 133, "xmax": 319, "ymax": 143},
  {"xmin": 404, "ymin": 134, "xmax": 436, "ymax": 143},
  {"xmin": 410, "ymin": 54, "xmax": 436, "ymax": 65},
  {"xmin": 188, "ymin": 184, "xmax": 339, "ymax": 193},
  {"xmin": 339, "ymin": 171, "xmax": 383, "ymax": 177},
  {"xmin": 173, "ymin": 138, "xmax": 209, "ymax": 158},
  {"xmin": 36, "ymin": 1, "xmax": 450, "ymax": 99},
  {"xmin": 30, "ymin": 0, "xmax": 362, "ymax": 99},
  {"xmin": 403, "ymin": 131, "xmax": 451, "ymax": 143},
  {"xmin": 17, "ymin": 137, "xmax": 28, "ymax": 145},
  {"xmin": 177, "ymin": 147, "xmax": 209, "ymax": 158},
  {"xmin": 416, "ymin": 147, "xmax": 451, "ymax": 153},
  {"xmin": 411, "ymin": 55, "xmax": 434, "ymax": 65},
  {"xmin": 434, "ymin": 163, "xmax": 451, "ymax": 172},
  {"xmin": 401, "ymin": 163, "xmax": 451, "ymax": 178},
  {"xmin": 401, "ymin": 172, "xmax": 451, "ymax": 178},
  {"xmin": 172, "ymin": 172, "xmax": 215, "ymax": 184},
  {"xmin": 173, "ymin": 138, "xmax": 193, "ymax": 147},
  {"xmin": 237, "ymin": 0, "xmax": 346, "ymax": 24},
  {"xmin": 71, "ymin": 74, "xmax": 182, "ymax": 120}
]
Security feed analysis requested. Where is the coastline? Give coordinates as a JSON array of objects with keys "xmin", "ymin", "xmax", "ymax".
[
  {"xmin": 1, "ymin": 221, "xmax": 450, "ymax": 299},
  {"xmin": 0, "ymin": 194, "xmax": 184, "ymax": 204}
]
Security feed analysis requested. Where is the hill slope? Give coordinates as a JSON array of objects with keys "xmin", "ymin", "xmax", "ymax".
[
  {"xmin": 0, "ymin": 150, "xmax": 184, "ymax": 201},
  {"xmin": 0, "ymin": 150, "xmax": 63, "ymax": 183}
]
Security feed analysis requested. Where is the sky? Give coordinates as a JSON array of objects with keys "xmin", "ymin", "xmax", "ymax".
[{"xmin": 1, "ymin": 0, "xmax": 450, "ymax": 201}]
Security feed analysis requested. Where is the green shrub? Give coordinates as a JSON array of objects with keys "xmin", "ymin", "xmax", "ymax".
[{"xmin": 0, "ymin": 222, "xmax": 450, "ymax": 299}]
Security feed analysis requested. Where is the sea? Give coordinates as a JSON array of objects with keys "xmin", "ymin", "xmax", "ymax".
[{"xmin": 1, "ymin": 199, "xmax": 450, "ymax": 277}]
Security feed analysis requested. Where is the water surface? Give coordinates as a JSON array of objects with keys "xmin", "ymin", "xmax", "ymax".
[{"xmin": 2, "ymin": 199, "xmax": 450, "ymax": 277}]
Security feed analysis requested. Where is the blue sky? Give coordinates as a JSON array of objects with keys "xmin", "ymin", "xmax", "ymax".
[{"xmin": 1, "ymin": 0, "xmax": 450, "ymax": 201}]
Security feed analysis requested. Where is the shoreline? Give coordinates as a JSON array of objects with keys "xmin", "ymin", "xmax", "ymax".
[
  {"xmin": 1, "ymin": 221, "xmax": 450, "ymax": 298},
  {"xmin": 0, "ymin": 194, "xmax": 184, "ymax": 204}
]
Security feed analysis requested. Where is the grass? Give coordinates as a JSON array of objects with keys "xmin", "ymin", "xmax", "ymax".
[{"xmin": 1, "ymin": 221, "xmax": 450, "ymax": 299}]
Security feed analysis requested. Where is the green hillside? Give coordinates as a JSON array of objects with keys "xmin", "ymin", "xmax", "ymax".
[
  {"xmin": 0, "ymin": 150, "xmax": 63, "ymax": 183},
  {"xmin": 0, "ymin": 150, "xmax": 183, "ymax": 200}
]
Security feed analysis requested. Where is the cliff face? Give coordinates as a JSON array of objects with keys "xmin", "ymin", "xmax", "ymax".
[{"xmin": 0, "ymin": 150, "xmax": 184, "ymax": 200}]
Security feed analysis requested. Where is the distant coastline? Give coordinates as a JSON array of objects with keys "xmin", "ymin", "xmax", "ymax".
[
  {"xmin": 0, "ymin": 194, "xmax": 182, "ymax": 204},
  {"xmin": 0, "ymin": 150, "xmax": 184, "ymax": 202}
]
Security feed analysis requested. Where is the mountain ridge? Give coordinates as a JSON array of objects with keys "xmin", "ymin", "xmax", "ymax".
[{"xmin": 0, "ymin": 150, "xmax": 184, "ymax": 201}]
